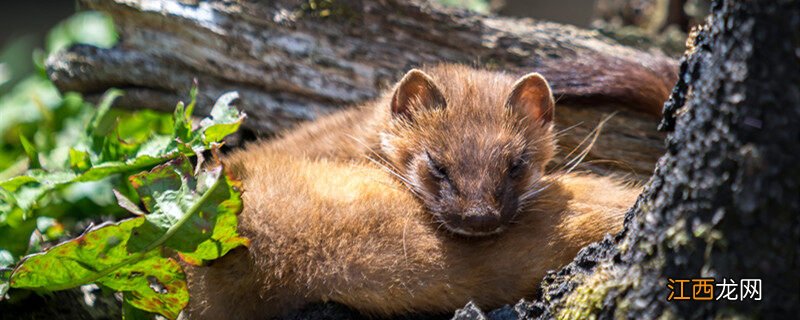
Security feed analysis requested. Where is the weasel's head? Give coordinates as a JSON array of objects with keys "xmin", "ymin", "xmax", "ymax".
[{"xmin": 379, "ymin": 67, "xmax": 555, "ymax": 237}]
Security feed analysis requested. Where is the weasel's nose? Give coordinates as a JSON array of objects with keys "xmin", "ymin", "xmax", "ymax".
[{"xmin": 444, "ymin": 206, "xmax": 504, "ymax": 236}]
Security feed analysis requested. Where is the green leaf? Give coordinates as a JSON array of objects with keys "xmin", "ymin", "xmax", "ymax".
[
  {"xmin": 46, "ymin": 11, "xmax": 118, "ymax": 54},
  {"xmin": 19, "ymin": 134, "xmax": 40, "ymax": 169},
  {"xmin": 0, "ymin": 176, "xmax": 38, "ymax": 192},
  {"xmin": 0, "ymin": 170, "xmax": 77, "ymax": 212},
  {"xmin": 9, "ymin": 218, "xmax": 187, "ymax": 318},
  {"xmin": 1, "ymin": 88, "xmax": 246, "ymax": 317},
  {"xmin": 186, "ymin": 84, "xmax": 198, "ymax": 118},
  {"xmin": 176, "ymin": 167, "xmax": 248, "ymax": 265},
  {"xmin": 0, "ymin": 263, "xmax": 10, "ymax": 299},
  {"xmin": 173, "ymin": 104, "xmax": 191, "ymax": 143},
  {"xmin": 88, "ymin": 89, "xmax": 123, "ymax": 137},
  {"xmin": 69, "ymin": 148, "xmax": 91, "ymax": 172},
  {"xmin": 126, "ymin": 157, "xmax": 247, "ymax": 262},
  {"xmin": 113, "ymin": 109, "xmax": 174, "ymax": 143},
  {"xmin": 199, "ymin": 92, "xmax": 245, "ymax": 144},
  {"xmin": 123, "ymin": 293, "xmax": 159, "ymax": 320},
  {"xmin": 1, "ymin": 249, "xmax": 13, "ymax": 299},
  {"xmin": 9, "ymin": 157, "xmax": 246, "ymax": 318},
  {"xmin": 0, "ymin": 90, "xmax": 245, "ymax": 231},
  {"xmin": 10, "ymin": 218, "xmax": 146, "ymax": 291},
  {"xmin": 114, "ymin": 190, "xmax": 146, "ymax": 216},
  {"xmin": 106, "ymin": 257, "xmax": 187, "ymax": 319}
]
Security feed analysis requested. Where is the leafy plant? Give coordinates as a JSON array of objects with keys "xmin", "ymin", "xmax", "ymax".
[
  {"xmin": 0, "ymin": 11, "xmax": 124, "ymax": 269},
  {"xmin": 0, "ymin": 10, "xmax": 250, "ymax": 318},
  {"xmin": 1, "ymin": 88, "xmax": 244, "ymax": 254},
  {"xmin": 0, "ymin": 89, "xmax": 248, "ymax": 318},
  {"xmin": 10, "ymin": 155, "xmax": 247, "ymax": 318}
]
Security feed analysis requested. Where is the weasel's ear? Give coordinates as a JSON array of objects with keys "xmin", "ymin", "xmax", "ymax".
[
  {"xmin": 505, "ymin": 73, "xmax": 555, "ymax": 125},
  {"xmin": 391, "ymin": 69, "xmax": 446, "ymax": 119}
]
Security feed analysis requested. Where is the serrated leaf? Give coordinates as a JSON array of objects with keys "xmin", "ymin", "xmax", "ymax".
[
  {"xmin": 128, "ymin": 158, "xmax": 193, "ymax": 214},
  {"xmin": 106, "ymin": 257, "xmax": 187, "ymax": 319},
  {"xmin": 126, "ymin": 157, "xmax": 246, "ymax": 262},
  {"xmin": 177, "ymin": 200, "xmax": 248, "ymax": 265},
  {"xmin": 199, "ymin": 92, "xmax": 244, "ymax": 144},
  {"xmin": 9, "ymin": 156, "xmax": 246, "ymax": 318},
  {"xmin": 10, "ymin": 218, "xmax": 146, "ymax": 291},
  {"xmin": 1, "ymin": 90, "xmax": 246, "ymax": 316},
  {"xmin": 8, "ymin": 217, "xmax": 187, "ymax": 318},
  {"xmin": 178, "ymin": 166, "xmax": 248, "ymax": 265},
  {"xmin": 75, "ymin": 155, "xmax": 173, "ymax": 182}
]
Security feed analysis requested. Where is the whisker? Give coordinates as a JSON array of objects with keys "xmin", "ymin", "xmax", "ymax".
[
  {"xmin": 366, "ymin": 158, "xmax": 422, "ymax": 196},
  {"xmin": 519, "ymin": 183, "xmax": 552, "ymax": 206},
  {"xmin": 559, "ymin": 112, "xmax": 617, "ymax": 174},
  {"xmin": 553, "ymin": 122, "xmax": 582, "ymax": 138},
  {"xmin": 349, "ymin": 135, "xmax": 415, "ymax": 179},
  {"xmin": 577, "ymin": 159, "xmax": 639, "ymax": 178},
  {"xmin": 554, "ymin": 92, "xmax": 567, "ymax": 105},
  {"xmin": 558, "ymin": 130, "xmax": 595, "ymax": 170},
  {"xmin": 344, "ymin": 135, "xmax": 431, "ymax": 200},
  {"xmin": 435, "ymin": 220, "xmax": 447, "ymax": 234}
]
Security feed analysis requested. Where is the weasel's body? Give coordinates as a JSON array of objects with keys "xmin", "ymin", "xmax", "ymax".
[
  {"xmin": 186, "ymin": 64, "xmax": 643, "ymax": 318},
  {"xmin": 186, "ymin": 153, "xmax": 636, "ymax": 318}
]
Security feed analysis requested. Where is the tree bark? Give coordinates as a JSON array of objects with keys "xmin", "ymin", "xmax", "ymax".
[
  {"xmin": 458, "ymin": 0, "xmax": 800, "ymax": 318},
  {"xmin": 46, "ymin": 0, "xmax": 681, "ymax": 180}
]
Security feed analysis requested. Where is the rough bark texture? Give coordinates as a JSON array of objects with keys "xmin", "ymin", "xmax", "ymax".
[
  {"xmin": 459, "ymin": 0, "xmax": 800, "ymax": 318},
  {"xmin": 45, "ymin": 0, "xmax": 681, "ymax": 179}
]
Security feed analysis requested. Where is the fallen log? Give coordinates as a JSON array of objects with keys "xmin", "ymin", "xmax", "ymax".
[{"xmin": 46, "ymin": 0, "xmax": 679, "ymax": 179}]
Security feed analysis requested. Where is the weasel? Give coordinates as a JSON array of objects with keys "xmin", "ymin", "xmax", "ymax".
[
  {"xmin": 185, "ymin": 152, "xmax": 637, "ymax": 319},
  {"xmin": 244, "ymin": 64, "xmax": 559, "ymax": 236},
  {"xmin": 184, "ymin": 65, "xmax": 642, "ymax": 317}
]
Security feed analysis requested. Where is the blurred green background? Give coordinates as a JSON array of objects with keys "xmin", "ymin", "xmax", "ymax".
[{"xmin": 0, "ymin": 4, "xmax": 149, "ymax": 268}]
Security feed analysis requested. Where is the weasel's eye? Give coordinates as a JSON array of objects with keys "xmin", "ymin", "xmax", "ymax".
[
  {"xmin": 425, "ymin": 152, "xmax": 449, "ymax": 181},
  {"xmin": 508, "ymin": 158, "xmax": 526, "ymax": 178}
]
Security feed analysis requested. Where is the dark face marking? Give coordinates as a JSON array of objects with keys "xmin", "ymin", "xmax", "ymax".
[
  {"xmin": 380, "ymin": 67, "xmax": 555, "ymax": 237},
  {"xmin": 408, "ymin": 121, "xmax": 540, "ymax": 236}
]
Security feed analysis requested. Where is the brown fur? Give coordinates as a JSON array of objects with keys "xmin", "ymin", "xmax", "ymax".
[
  {"xmin": 186, "ymin": 153, "xmax": 637, "ymax": 318},
  {"xmin": 259, "ymin": 64, "xmax": 552, "ymax": 164},
  {"xmin": 247, "ymin": 64, "xmax": 558, "ymax": 236},
  {"xmin": 185, "ymin": 64, "xmax": 643, "ymax": 318}
]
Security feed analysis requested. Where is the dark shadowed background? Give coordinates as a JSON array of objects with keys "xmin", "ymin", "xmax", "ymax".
[{"xmin": 0, "ymin": 1, "xmax": 75, "ymax": 45}]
